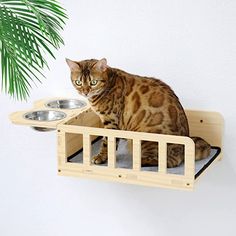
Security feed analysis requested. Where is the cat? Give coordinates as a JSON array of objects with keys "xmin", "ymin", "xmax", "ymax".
[{"xmin": 66, "ymin": 58, "xmax": 211, "ymax": 167}]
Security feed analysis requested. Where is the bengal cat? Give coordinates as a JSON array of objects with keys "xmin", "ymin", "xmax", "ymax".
[{"xmin": 66, "ymin": 58, "xmax": 211, "ymax": 167}]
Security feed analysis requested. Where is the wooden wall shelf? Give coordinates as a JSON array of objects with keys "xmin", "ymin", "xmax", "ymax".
[{"xmin": 9, "ymin": 98, "xmax": 224, "ymax": 191}]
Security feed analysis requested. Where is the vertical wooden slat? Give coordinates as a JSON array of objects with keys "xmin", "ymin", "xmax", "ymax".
[
  {"xmin": 158, "ymin": 141, "xmax": 167, "ymax": 174},
  {"xmin": 184, "ymin": 143, "xmax": 195, "ymax": 179},
  {"xmin": 108, "ymin": 136, "xmax": 116, "ymax": 168},
  {"xmin": 57, "ymin": 130, "xmax": 66, "ymax": 165},
  {"xmin": 133, "ymin": 139, "xmax": 141, "ymax": 171},
  {"xmin": 83, "ymin": 133, "xmax": 91, "ymax": 166}
]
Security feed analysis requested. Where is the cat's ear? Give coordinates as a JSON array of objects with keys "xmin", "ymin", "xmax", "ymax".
[
  {"xmin": 66, "ymin": 58, "xmax": 80, "ymax": 71},
  {"xmin": 94, "ymin": 58, "xmax": 108, "ymax": 72}
]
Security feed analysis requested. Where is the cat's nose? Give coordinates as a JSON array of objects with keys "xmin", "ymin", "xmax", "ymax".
[{"xmin": 84, "ymin": 91, "xmax": 89, "ymax": 96}]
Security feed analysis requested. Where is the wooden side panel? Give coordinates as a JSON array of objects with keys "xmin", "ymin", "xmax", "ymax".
[
  {"xmin": 65, "ymin": 133, "xmax": 83, "ymax": 157},
  {"xmin": 186, "ymin": 110, "xmax": 224, "ymax": 156},
  {"xmin": 66, "ymin": 108, "xmax": 102, "ymax": 128}
]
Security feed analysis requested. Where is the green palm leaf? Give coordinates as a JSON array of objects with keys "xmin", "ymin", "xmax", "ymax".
[{"xmin": 0, "ymin": 0, "xmax": 67, "ymax": 100}]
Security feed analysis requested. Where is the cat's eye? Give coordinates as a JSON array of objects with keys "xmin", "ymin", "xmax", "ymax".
[
  {"xmin": 75, "ymin": 80, "xmax": 82, "ymax": 86},
  {"xmin": 90, "ymin": 80, "xmax": 98, "ymax": 86}
]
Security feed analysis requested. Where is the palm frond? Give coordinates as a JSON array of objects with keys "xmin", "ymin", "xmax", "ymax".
[{"xmin": 0, "ymin": 0, "xmax": 67, "ymax": 100}]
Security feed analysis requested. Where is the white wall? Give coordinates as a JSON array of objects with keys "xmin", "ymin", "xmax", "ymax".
[{"xmin": 1, "ymin": 0, "xmax": 236, "ymax": 235}]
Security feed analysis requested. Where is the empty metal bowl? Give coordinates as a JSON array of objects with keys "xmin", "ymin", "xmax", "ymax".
[
  {"xmin": 45, "ymin": 99, "xmax": 87, "ymax": 109},
  {"xmin": 24, "ymin": 110, "xmax": 66, "ymax": 121},
  {"xmin": 23, "ymin": 110, "xmax": 66, "ymax": 131}
]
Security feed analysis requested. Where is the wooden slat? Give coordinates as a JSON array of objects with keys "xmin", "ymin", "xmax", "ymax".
[
  {"xmin": 57, "ymin": 131, "xmax": 66, "ymax": 165},
  {"xmin": 184, "ymin": 140, "xmax": 195, "ymax": 179},
  {"xmin": 83, "ymin": 134, "xmax": 91, "ymax": 166},
  {"xmin": 108, "ymin": 136, "xmax": 116, "ymax": 168},
  {"xmin": 158, "ymin": 142, "xmax": 167, "ymax": 174},
  {"xmin": 133, "ymin": 139, "xmax": 141, "ymax": 171}
]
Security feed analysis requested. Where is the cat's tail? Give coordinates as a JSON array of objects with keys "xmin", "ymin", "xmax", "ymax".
[{"xmin": 190, "ymin": 137, "xmax": 211, "ymax": 160}]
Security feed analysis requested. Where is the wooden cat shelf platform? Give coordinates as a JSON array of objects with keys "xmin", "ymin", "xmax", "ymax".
[{"xmin": 9, "ymin": 98, "xmax": 224, "ymax": 191}]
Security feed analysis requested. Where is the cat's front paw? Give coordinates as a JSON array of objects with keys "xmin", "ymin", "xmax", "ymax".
[{"xmin": 91, "ymin": 154, "xmax": 107, "ymax": 164}]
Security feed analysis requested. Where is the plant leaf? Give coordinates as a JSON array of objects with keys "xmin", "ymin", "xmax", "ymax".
[{"xmin": 0, "ymin": 0, "xmax": 67, "ymax": 100}]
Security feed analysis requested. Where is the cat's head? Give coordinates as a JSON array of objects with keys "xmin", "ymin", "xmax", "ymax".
[{"xmin": 66, "ymin": 58, "xmax": 109, "ymax": 98}]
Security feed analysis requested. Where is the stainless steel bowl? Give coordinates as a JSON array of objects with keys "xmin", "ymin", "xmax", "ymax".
[
  {"xmin": 24, "ymin": 110, "xmax": 66, "ymax": 121},
  {"xmin": 45, "ymin": 99, "xmax": 87, "ymax": 109},
  {"xmin": 23, "ymin": 110, "xmax": 66, "ymax": 131}
]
